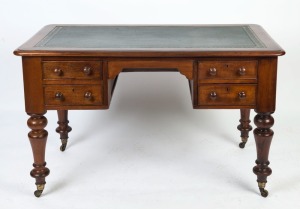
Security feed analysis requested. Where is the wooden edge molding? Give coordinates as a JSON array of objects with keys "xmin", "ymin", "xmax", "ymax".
[{"xmin": 107, "ymin": 60, "xmax": 194, "ymax": 80}]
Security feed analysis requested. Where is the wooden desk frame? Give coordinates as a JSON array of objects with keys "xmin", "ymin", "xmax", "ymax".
[{"xmin": 14, "ymin": 24, "xmax": 285, "ymax": 198}]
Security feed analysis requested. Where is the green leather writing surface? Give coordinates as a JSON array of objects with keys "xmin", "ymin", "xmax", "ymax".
[{"xmin": 35, "ymin": 26, "xmax": 265, "ymax": 49}]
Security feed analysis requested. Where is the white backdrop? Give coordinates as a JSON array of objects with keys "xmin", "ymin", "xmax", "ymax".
[{"xmin": 0, "ymin": 0, "xmax": 300, "ymax": 209}]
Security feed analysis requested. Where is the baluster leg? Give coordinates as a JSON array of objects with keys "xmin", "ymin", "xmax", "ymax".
[
  {"xmin": 56, "ymin": 110, "xmax": 72, "ymax": 151},
  {"xmin": 253, "ymin": 112, "xmax": 274, "ymax": 197},
  {"xmin": 27, "ymin": 114, "xmax": 50, "ymax": 197},
  {"xmin": 237, "ymin": 109, "xmax": 252, "ymax": 148}
]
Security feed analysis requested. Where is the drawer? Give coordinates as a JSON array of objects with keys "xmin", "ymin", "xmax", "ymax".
[
  {"xmin": 43, "ymin": 61, "xmax": 102, "ymax": 80},
  {"xmin": 108, "ymin": 60, "xmax": 194, "ymax": 80},
  {"xmin": 198, "ymin": 84, "xmax": 256, "ymax": 106},
  {"xmin": 198, "ymin": 60, "xmax": 257, "ymax": 83},
  {"xmin": 44, "ymin": 85, "xmax": 103, "ymax": 106}
]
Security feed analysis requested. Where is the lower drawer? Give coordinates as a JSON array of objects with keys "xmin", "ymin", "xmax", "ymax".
[
  {"xmin": 198, "ymin": 84, "xmax": 256, "ymax": 106},
  {"xmin": 44, "ymin": 85, "xmax": 103, "ymax": 106}
]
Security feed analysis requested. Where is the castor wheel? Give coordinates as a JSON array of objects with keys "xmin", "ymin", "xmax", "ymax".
[
  {"xmin": 34, "ymin": 190, "xmax": 43, "ymax": 197},
  {"xmin": 34, "ymin": 184, "xmax": 45, "ymax": 197},
  {"xmin": 259, "ymin": 188, "xmax": 269, "ymax": 197},
  {"xmin": 239, "ymin": 142, "xmax": 246, "ymax": 148},
  {"xmin": 60, "ymin": 144, "xmax": 66, "ymax": 152},
  {"xmin": 239, "ymin": 137, "xmax": 248, "ymax": 149},
  {"xmin": 60, "ymin": 138, "xmax": 68, "ymax": 152}
]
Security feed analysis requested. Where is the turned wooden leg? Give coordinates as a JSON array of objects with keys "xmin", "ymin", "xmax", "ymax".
[
  {"xmin": 237, "ymin": 109, "xmax": 252, "ymax": 148},
  {"xmin": 253, "ymin": 113, "xmax": 274, "ymax": 197},
  {"xmin": 27, "ymin": 114, "xmax": 50, "ymax": 197},
  {"xmin": 56, "ymin": 110, "xmax": 72, "ymax": 152}
]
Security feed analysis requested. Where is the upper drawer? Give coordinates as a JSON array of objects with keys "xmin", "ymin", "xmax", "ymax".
[
  {"xmin": 107, "ymin": 60, "xmax": 194, "ymax": 80},
  {"xmin": 43, "ymin": 61, "xmax": 102, "ymax": 80},
  {"xmin": 198, "ymin": 60, "xmax": 257, "ymax": 83}
]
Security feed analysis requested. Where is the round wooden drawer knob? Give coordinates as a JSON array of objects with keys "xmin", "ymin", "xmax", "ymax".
[
  {"xmin": 238, "ymin": 67, "xmax": 246, "ymax": 76},
  {"xmin": 55, "ymin": 92, "xmax": 64, "ymax": 101},
  {"xmin": 238, "ymin": 91, "xmax": 246, "ymax": 99},
  {"xmin": 84, "ymin": 91, "xmax": 93, "ymax": 100},
  {"xmin": 83, "ymin": 67, "xmax": 92, "ymax": 76},
  {"xmin": 54, "ymin": 68, "xmax": 63, "ymax": 76},
  {"xmin": 210, "ymin": 91, "xmax": 217, "ymax": 100},
  {"xmin": 209, "ymin": 68, "xmax": 217, "ymax": 76}
]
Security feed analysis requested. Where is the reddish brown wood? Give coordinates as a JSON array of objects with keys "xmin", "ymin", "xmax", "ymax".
[
  {"xmin": 197, "ymin": 58, "xmax": 258, "ymax": 109},
  {"xmin": 44, "ymin": 85, "xmax": 103, "ymax": 106},
  {"xmin": 107, "ymin": 60, "xmax": 194, "ymax": 80},
  {"xmin": 56, "ymin": 110, "xmax": 72, "ymax": 151},
  {"xmin": 237, "ymin": 109, "xmax": 252, "ymax": 148},
  {"xmin": 253, "ymin": 113, "xmax": 274, "ymax": 197},
  {"xmin": 43, "ymin": 61, "xmax": 102, "ymax": 80},
  {"xmin": 198, "ymin": 60, "xmax": 257, "ymax": 83},
  {"xmin": 238, "ymin": 67, "xmax": 246, "ymax": 76},
  {"xmin": 22, "ymin": 57, "xmax": 45, "ymax": 114},
  {"xmin": 27, "ymin": 114, "xmax": 50, "ymax": 197},
  {"xmin": 198, "ymin": 84, "xmax": 256, "ymax": 106},
  {"xmin": 256, "ymin": 58, "xmax": 278, "ymax": 113},
  {"xmin": 14, "ymin": 25, "xmax": 285, "ymax": 197},
  {"xmin": 53, "ymin": 68, "xmax": 63, "ymax": 76}
]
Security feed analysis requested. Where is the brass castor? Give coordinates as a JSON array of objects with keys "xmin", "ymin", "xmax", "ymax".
[
  {"xmin": 258, "ymin": 182, "xmax": 268, "ymax": 197},
  {"xmin": 239, "ymin": 142, "xmax": 246, "ymax": 148},
  {"xmin": 34, "ymin": 184, "xmax": 45, "ymax": 197},
  {"xmin": 259, "ymin": 188, "xmax": 269, "ymax": 197},
  {"xmin": 239, "ymin": 137, "xmax": 248, "ymax": 149},
  {"xmin": 60, "ymin": 144, "xmax": 66, "ymax": 152},
  {"xmin": 60, "ymin": 138, "xmax": 68, "ymax": 152},
  {"xmin": 34, "ymin": 190, "xmax": 43, "ymax": 197}
]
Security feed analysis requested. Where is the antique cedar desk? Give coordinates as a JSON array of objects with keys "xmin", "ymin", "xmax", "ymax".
[{"xmin": 14, "ymin": 25, "xmax": 285, "ymax": 197}]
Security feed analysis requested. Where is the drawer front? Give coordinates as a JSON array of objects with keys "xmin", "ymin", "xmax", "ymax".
[
  {"xmin": 198, "ymin": 84, "xmax": 256, "ymax": 106},
  {"xmin": 44, "ymin": 85, "xmax": 103, "ymax": 106},
  {"xmin": 198, "ymin": 60, "xmax": 257, "ymax": 82},
  {"xmin": 108, "ymin": 60, "xmax": 194, "ymax": 80},
  {"xmin": 43, "ymin": 61, "xmax": 102, "ymax": 80}
]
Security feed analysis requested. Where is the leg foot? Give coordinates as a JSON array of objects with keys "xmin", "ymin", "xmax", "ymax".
[
  {"xmin": 239, "ymin": 142, "xmax": 245, "ymax": 148},
  {"xmin": 259, "ymin": 188, "xmax": 269, "ymax": 197},
  {"xmin": 60, "ymin": 138, "xmax": 68, "ymax": 152},
  {"xmin": 237, "ymin": 109, "xmax": 252, "ymax": 148},
  {"xmin": 239, "ymin": 137, "xmax": 247, "ymax": 148},
  {"xmin": 56, "ymin": 110, "xmax": 72, "ymax": 152},
  {"xmin": 34, "ymin": 184, "xmax": 45, "ymax": 197},
  {"xmin": 258, "ymin": 182, "xmax": 268, "ymax": 197}
]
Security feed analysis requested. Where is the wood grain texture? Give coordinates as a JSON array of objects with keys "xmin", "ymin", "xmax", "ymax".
[
  {"xmin": 43, "ymin": 61, "xmax": 102, "ymax": 80},
  {"xmin": 27, "ymin": 114, "xmax": 50, "ymax": 197},
  {"xmin": 56, "ymin": 110, "xmax": 72, "ymax": 151},
  {"xmin": 253, "ymin": 112, "xmax": 274, "ymax": 197},
  {"xmin": 255, "ymin": 58, "xmax": 278, "ymax": 113},
  {"xmin": 22, "ymin": 57, "xmax": 45, "ymax": 114},
  {"xmin": 198, "ymin": 84, "xmax": 256, "ymax": 106},
  {"xmin": 107, "ymin": 60, "xmax": 194, "ymax": 80},
  {"xmin": 44, "ymin": 85, "xmax": 103, "ymax": 106},
  {"xmin": 14, "ymin": 24, "xmax": 285, "ymax": 197},
  {"xmin": 237, "ymin": 109, "xmax": 252, "ymax": 148},
  {"xmin": 198, "ymin": 60, "xmax": 257, "ymax": 83}
]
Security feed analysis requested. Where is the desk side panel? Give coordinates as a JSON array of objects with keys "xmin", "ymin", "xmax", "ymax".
[
  {"xmin": 104, "ymin": 60, "xmax": 118, "ymax": 107},
  {"xmin": 22, "ymin": 57, "xmax": 46, "ymax": 114},
  {"xmin": 255, "ymin": 57, "xmax": 278, "ymax": 113}
]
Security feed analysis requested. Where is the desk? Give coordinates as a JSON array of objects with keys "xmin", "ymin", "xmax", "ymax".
[{"xmin": 14, "ymin": 25, "xmax": 285, "ymax": 197}]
